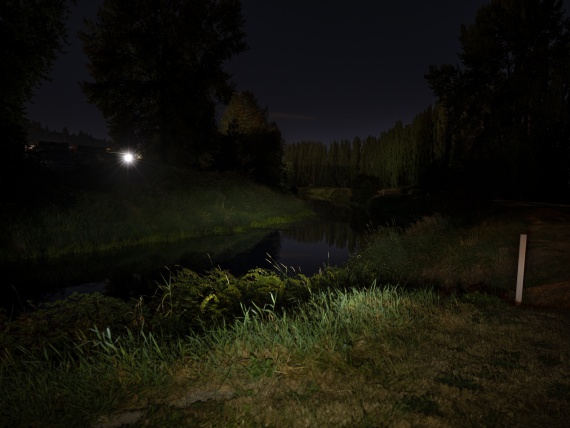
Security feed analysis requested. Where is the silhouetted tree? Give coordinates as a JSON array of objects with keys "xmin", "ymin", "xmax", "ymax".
[
  {"xmin": 80, "ymin": 0, "xmax": 247, "ymax": 166},
  {"xmin": 338, "ymin": 139, "xmax": 352, "ymax": 187},
  {"xmin": 219, "ymin": 91, "xmax": 284, "ymax": 185},
  {"xmin": 0, "ymin": 0, "xmax": 73, "ymax": 167},
  {"xmin": 350, "ymin": 136, "xmax": 362, "ymax": 180},
  {"xmin": 27, "ymin": 121, "xmax": 110, "ymax": 147},
  {"xmin": 426, "ymin": 0, "xmax": 570, "ymax": 200},
  {"xmin": 328, "ymin": 141, "xmax": 340, "ymax": 186}
]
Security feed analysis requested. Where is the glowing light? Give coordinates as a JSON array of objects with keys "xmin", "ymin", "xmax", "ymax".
[{"xmin": 122, "ymin": 152, "xmax": 134, "ymax": 164}]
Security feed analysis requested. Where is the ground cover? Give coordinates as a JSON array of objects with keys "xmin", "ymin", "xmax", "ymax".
[
  {"xmin": 1, "ymin": 203, "xmax": 569, "ymax": 427},
  {"xmin": 135, "ymin": 289, "xmax": 570, "ymax": 428},
  {"xmin": 348, "ymin": 202, "xmax": 570, "ymax": 305},
  {"xmin": 0, "ymin": 162, "xmax": 313, "ymax": 262}
]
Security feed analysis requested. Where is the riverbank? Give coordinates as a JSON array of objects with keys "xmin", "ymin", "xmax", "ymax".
[
  {"xmin": 351, "ymin": 201, "xmax": 570, "ymax": 304},
  {"xmin": 0, "ymin": 162, "xmax": 314, "ymax": 262},
  {"xmin": 1, "ymin": 203, "xmax": 569, "ymax": 426}
]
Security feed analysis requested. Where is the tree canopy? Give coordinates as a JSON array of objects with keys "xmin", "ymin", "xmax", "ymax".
[
  {"xmin": 426, "ymin": 0, "xmax": 570, "ymax": 200},
  {"xmin": 219, "ymin": 91, "xmax": 285, "ymax": 186},
  {"xmin": 0, "ymin": 0, "xmax": 73, "ymax": 165},
  {"xmin": 79, "ymin": 0, "xmax": 247, "ymax": 166}
]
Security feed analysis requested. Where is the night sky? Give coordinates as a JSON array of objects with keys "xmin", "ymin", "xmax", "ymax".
[{"xmin": 24, "ymin": 0, "xmax": 570, "ymax": 144}]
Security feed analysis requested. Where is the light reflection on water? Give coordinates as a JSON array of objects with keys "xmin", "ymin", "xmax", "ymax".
[{"xmin": 2, "ymin": 218, "xmax": 368, "ymax": 311}]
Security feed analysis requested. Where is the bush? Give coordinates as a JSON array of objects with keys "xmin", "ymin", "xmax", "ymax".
[{"xmin": 146, "ymin": 267, "xmax": 313, "ymax": 335}]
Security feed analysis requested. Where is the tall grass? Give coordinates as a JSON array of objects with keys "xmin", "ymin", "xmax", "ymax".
[
  {"xmin": 0, "ymin": 326, "xmax": 178, "ymax": 427},
  {"xmin": 225, "ymin": 284, "xmax": 438, "ymax": 360},
  {"xmin": 0, "ymin": 284, "xmax": 440, "ymax": 426},
  {"xmin": 348, "ymin": 213, "xmax": 527, "ymax": 292},
  {"xmin": 5, "ymin": 279, "xmax": 566, "ymax": 427},
  {"xmin": 0, "ymin": 167, "xmax": 312, "ymax": 262}
]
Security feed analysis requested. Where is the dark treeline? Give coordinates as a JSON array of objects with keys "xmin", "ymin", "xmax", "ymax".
[
  {"xmin": 2, "ymin": 1, "xmax": 286, "ymax": 187},
  {"xmin": 3, "ymin": 0, "xmax": 569, "ymax": 197},
  {"xmin": 287, "ymin": 0, "xmax": 570, "ymax": 202},
  {"xmin": 27, "ymin": 121, "xmax": 110, "ymax": 147},
  {"xmin": 284, "ymin": 104, "xmax": 448, "ymax": 191}
]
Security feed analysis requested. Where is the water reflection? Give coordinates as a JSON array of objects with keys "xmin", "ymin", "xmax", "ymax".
[
  {"xmin": 1, "ymin": 216, "xmax": 368, "ymax": 313},
  {"xmin": 282, "ymin": 221, "xmax": 360, "ymax": 253}
]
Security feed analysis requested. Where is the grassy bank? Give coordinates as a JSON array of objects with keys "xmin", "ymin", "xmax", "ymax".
[
  {"xmin": 1, "ymin": 285, "xmax": 569, "ymax": 427},
  {"xmin": 349, "ymin": 202, "xmax": 570, "ymax": 302},
  {"xmin": 1, "ymin": 204, "xmax": 569, "ymax": 426},
  {"xmin": 0, "ymin": 162, "xmax": 313, "ymax": 262}
]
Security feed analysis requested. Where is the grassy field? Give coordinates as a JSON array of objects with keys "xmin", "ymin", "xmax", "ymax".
[
  {"xmin": 348, "ymin": 202, "xmax": 570, "ymax": 305},
  {"xmin": 128, "ymin": 288, "xmax": 569, "ymax": 427},
  {"xmin": 1, "ymin": 202, "xmax": 569, "ymax": 427},
  {"xmin": 0, "ymin": 162, "xmax": 313, "ymax": 262}
]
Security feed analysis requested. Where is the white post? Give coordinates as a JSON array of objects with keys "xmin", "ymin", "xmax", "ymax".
[{"xmin": 515, "ymin": 234, "xmax": 527, "ymax": 304}]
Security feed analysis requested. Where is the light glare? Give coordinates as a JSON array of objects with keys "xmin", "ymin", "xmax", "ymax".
[{"xmin": 123, "ymin": 153, "xmax": 134, "ymax": 163}]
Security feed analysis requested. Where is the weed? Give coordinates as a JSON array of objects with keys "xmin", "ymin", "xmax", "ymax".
[{"xmin": 245, "ymin": 356, "xmax": 277, "ymax": 380}]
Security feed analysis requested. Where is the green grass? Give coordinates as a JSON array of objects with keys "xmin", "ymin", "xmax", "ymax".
[
  {"xmin": 2, "ymin": 284, "xmax": 569, "ymax": 427},
  {"xmin": 348, "ymin": 205, "xmax": 570, "ymax": 297},
  {"xmin": 0, "ymin": 163, "xmax": 313, "ymax": 262},
  {"xmin": 1, "ymin": 203, "xmax": 570, "ymax": 427},
  {"xmin": 346, "ymin": 213, "xmax": 522, "ymax": 291},
  {"xmin": 0, "ymin": 326, "xmax": 177, "ymax": 427}
]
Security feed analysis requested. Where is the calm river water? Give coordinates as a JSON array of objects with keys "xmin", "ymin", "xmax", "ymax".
[{"xmin": 3, "ymin": 205, "xmax": 368, "ymax": 313}]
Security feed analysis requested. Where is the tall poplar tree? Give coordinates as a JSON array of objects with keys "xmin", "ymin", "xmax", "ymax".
[
  {"xmin": 350, "ymin": 136, "xmax": 362, "ymax": 180},
  {"xmin": 426, "ymin": 0, "xmax": 570, "ymax": 199},
  {"xmin": 80, "ymin": 0, "xmax": 247, "ymax": 166},
  {"xmin": 219, "ymin": 91, "xmax": 284, "ymax": 185}
]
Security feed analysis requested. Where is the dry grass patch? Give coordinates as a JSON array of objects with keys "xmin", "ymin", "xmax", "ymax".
[{"xmin": 522, "ymin": 282, "xmax": 570, "ymax": 308}]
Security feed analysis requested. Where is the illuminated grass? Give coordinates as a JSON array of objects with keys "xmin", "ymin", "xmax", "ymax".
[
  {"xmin": 2, "ymin": 284, "xmax": 569, "ymax": 427},
  {"xmin": 0, "ymin": 166, "xmax": 313, "ymax": 262}
]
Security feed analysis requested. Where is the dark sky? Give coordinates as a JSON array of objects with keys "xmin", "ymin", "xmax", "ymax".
[{"xmin": 24, "ymin": 0, "xmax": 569, "ymax": 144}]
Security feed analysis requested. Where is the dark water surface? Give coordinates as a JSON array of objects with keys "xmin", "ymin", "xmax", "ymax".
[{"xmin": 2, "ymin": 211, "xmax": 368, "ymax": 314}]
